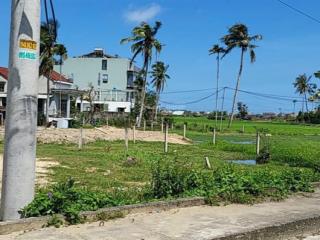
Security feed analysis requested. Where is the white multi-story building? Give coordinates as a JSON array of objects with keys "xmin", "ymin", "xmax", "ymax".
[{"xmin": 54, "ymin": 48, "xmax": 139, "ymax": 113}]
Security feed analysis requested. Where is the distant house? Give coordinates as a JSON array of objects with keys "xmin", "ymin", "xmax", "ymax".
[
  {"xmin": 261, "ymin": 112, "xmax": 277, "ymax": 120},
  {"xmin": 0, "ymin": 67, "xmax": 74, "ymax": 121},
  {"xmin": 54, "ymin": 48, "xmax": 139, "ymax": 113},
  {"xmin": 172, "ymin": 110, "xmax": 185, "ymax": 116}
]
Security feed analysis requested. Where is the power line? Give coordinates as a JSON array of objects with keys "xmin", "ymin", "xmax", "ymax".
[
  {"xmin": 160, "ymin": 86, "xmax": 303, "ymax": 100},
  {"xmin": 226, "ymin": 87, "xmax": 320, "ymax": 103},
  {"xmin": 161, "ymin": 88, "xmax": 215, "ymax": 94},
  {"xmin": 160, "ymin": 88, "xmax": 224, "ymax": 105},
  {"xmin": 160, "ymin": 93, "xmax": 214, "ymax": 105},
  {"xmin": 276, "ymin": 0, "xmax": 320, "ymax": 25}
]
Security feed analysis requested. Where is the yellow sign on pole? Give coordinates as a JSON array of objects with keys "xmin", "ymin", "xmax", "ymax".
[{"xmin": 19, "ymin": 39, "xmax": 37, "ymax": 50}]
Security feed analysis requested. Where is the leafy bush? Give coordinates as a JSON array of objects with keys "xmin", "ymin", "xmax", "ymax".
[
  {"xmin": 150, "ymin": 159, "xmax": 319, "ymax": 203},
  {"xmin": 150, "ymin": 158, "xmax": 201, "ymax": 198},
  {"xmin": 20, "ymin": 178, "xmax": 117, "ymax": 224}
]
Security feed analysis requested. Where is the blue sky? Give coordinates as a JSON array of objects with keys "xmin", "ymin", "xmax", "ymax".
[{"xmin": 1, "ymin": 0, "xmax": 320, "ymax": 113}]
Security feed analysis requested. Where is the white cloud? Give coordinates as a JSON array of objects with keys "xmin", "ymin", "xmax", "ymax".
[{"xmin": 124, "ymin": 4, "xmax": 161, "ymax": 23}]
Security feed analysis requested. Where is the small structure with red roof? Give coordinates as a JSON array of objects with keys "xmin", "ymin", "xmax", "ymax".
[{"xmin": 0, "ymin": 67, "xmax": 75, "ymax": 125}]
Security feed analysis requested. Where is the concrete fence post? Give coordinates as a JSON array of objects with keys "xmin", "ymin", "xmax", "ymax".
[
  {"xmin": 183, "ymin": 124, "xmax": 186, "ymax": 139},
  {"xmin": 161, "ymin": 118, "xmax": 164, "ymax": 132},
  {"xmin": 78, "ymin": 128, "xmax": 83, "ymax": 149},
  {"xmin": 164, "ymin": 123, "xmax": 168, "ymax": 153},
  {"xmin": 125, "ymin": 127, "xmax": 129, "ymax": 152},
  {"xmin": 205, "ymin": 157, "xmax": 212, "ymax": 169},
  {"xmin": 256, "ymin": 132, "xmax": 260, "ymax": 155},
  {"xmin": 133, "ymin": 125, "xmax": 136, "ymax": 144},
  {"xmin": 212, "ymin": 128, "xmax": 216, "ymax": 145}
]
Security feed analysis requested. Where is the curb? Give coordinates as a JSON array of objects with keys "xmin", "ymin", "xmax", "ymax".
[
  {"xmin": 81, "ymin": 196, "xmax": 205, "ymax": 222},
  {"xmin": 0, "ymin": 197, "xmax": 206, "ymax": 235},
  {"xmin": 211, "ymin": 214, "xmax": 320, "ymax": 240}
]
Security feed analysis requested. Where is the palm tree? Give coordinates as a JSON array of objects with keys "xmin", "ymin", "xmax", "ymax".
[
  {"xmin": 221, "ymin": 23, "xmax": 262, "ymax": 128},
  {"xmin": 55, "ymin": 44, "xmax": 68, "ymax": 117},
  {"xmin": 209, "ymin": 44, "xmax": 225, "ymax": 128},
  {"xmin": 121, "ymin": 21, "xmax": 162, "ymax": 127},
  {"xmin": 40, "ymin": 20, "xmax": 67, "ymax": 122},
  {"xmin": 151, "ymin": 61, "xmax": 170, "ymax": 120},
  {"xmin": 292, "ymin": 99, "xmax": 297, "ymax": 113},
  {"xmin": 293, "ymin": 74, "xmax": 316, "ymax": 112},
  {"xmin": 40, "ymin": 20, "xmax": 57, "ymax": 123}
]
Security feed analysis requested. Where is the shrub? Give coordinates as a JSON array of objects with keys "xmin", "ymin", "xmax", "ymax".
[
  {"xmin": 150, "ymin": 158, "xmax": 201, "ymax": 198},
  {"xmin": 149, "ymin": 158, "xmax": 319, "ymax": 203},
  {"xmin": 20, "ymin": 178, "xmax": 117, "ymax": 224}
]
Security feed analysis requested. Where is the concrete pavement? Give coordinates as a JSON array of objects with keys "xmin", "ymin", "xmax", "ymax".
[{"xmin": 0, "ymin": 189, "xmax": 319, "ymax": 240}]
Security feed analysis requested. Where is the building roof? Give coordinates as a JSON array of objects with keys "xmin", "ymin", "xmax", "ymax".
[
  {"xmin": 77, "ymin": 48, "xmax": 116, "ymax": 58},
  {"xmin": 0, "ymin": 67, "xmax": 72, "ymax": 84},
  {"xmin": 49, "ymin": 70, "xmax": 71, "ymax": 83},
  {"xmin": 0, "ymin": 67, "xmax": 8, "ymax": 80}
]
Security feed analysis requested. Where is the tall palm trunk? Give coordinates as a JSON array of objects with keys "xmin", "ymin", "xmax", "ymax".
[
  {"xmin": 59, "ymin": 57, "xmax": 62, "ymax": 117},
  {"xmin": 228, "ymin": 48, "xmax": 244, "ymax": 128},
  {"xmin": 45, "ymin": 74, "xmax": 51, "ymax": 125},
  {"xmin": 214, "ymin": 54, "xmax": 220, "ymax": 127},
  {"xmin": 304, "ymin": 93, "xmax": 309, "ymax": 112},
  {"xmin": 154, "ymin": 93, "xmax": 159, "ymax": 121},
  {"xmin": 137, "ymin": 63, "xmax": 149, "ymax": 127}
]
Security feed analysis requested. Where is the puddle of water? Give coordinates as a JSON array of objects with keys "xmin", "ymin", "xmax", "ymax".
[
  {"xmin": 229, "ymin": 141, "xmax": 254, "ymax": 145},
  {"xmin": 228, "ymin": 159, "xmax": 256, "ymax": 165}
]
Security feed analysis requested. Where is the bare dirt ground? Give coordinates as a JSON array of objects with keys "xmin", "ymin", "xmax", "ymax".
[
  {"xmin": 0, "ymin": 126, "xmax": 188, "ymax": 145},
  {"xmin": 0, "ymin": 126, "xmax": 188, "ymax": 190},
  {"xmin": 0, "ymin": 155, "xmax": 58, "ymax": 190}
]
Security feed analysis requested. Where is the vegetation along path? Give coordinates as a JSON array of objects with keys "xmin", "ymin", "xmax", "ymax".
[{"xmin": 1, "ymin": 188, "xmax": 320, "ymax": 239}]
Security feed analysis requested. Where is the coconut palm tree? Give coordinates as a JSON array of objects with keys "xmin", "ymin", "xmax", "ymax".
[
  {"xmin": 221, "ymin": 23, "xmax": 262, "ymax": 128},
  {"xmin": 55, "ymin": 44, "xmax": 68, "ymax": 116},
  {"xmin": 292, "ymin": 99, "xmax": 297, "ymax": 113},
  {"xmin": 209, "ymin": 44, "xmax": 225, "ymax": 128},
  {"xmin": 121, "ymin": 21, "xmax": 162, "ymax": 127},
  {"xmin": 293, "ymin": 74, "xmax": 316, "ymax": 112},
  {"xmin": 40, "ymin": 20, "xmax": 67, "ymax": 123},
  {"xmin": 151, "ymin": 61, "xmax": 170, "ymax": 120}
]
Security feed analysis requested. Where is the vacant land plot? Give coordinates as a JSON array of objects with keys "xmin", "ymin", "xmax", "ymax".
[
  {"xmin": 0, "ymin": 126, "xmax": 188, "ymax": 144},
  {"xmin": 2, "ymin": 119, "xmax": 319, "ymax": 223}
]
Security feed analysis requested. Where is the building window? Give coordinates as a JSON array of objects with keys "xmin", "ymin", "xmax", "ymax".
[
  {"xmin": 127, "ymin": 71, "xmax": 135, "ymax": 88},
  {"xmin": 103, "ymin": 104, "xmax": 108, "ymax": 112},
  {"xmin": 0, "ymin": 82, "xmax": 5, "ymax": 92},
  {"xmin": 102, "ymin": 59, "xmax": 107, "ymax": 70},
  {"xmin": 102, "ymin": 74, "xmax": 108, "ymax": 83}
]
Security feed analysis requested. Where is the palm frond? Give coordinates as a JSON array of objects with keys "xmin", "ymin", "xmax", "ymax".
[{"xmin": 249, "ymin": 48, "xmax": 256, "ymax": 63}]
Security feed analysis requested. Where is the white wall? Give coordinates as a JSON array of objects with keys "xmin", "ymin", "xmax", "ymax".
[{"xmin": 80, "ymin": 100, "xmax": 132, "ymax": 113}]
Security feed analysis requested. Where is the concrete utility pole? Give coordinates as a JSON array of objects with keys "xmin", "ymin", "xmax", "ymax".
[{"xmin": 1, "ymin": 0, "xmax": 40, "ymax": 220}]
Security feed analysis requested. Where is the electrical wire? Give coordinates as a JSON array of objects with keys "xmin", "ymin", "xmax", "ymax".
[
  {"xmin": 43, "ymin": 0, "xmax": 57, "ymax": 41},
  {"xmin": 161, "ymin": 88, "xmax": 215, "ymax": 94},
  {"xmin": 160, "ymin": 86, "xmax": 319, "ymax": 107},
  {"xmin": 225, "ymin": 87, "xmax": 315, "ymax": 103},
  {"xmin": 276, "ymin": 0, "xmax": 320, "ymax": 25},
  {"xmin": 160, "ymin": 88, "xmax": 224, "ymax": 105}
]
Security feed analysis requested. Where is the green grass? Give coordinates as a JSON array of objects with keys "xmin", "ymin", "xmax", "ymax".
[
  {"xmin": 31, "ymin": 133, "xmax": 319, "ymax": 202},
  {"xmin": 36, "ymin": 140, "xmax": 252, "ymax": 194},
  {"xmin": 172, "ymin": 116, "xmax": 320, "ymax": 135},
  {"xmin": 3, "ymin": 117, "xmax": 320, "ymax": 222}
]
